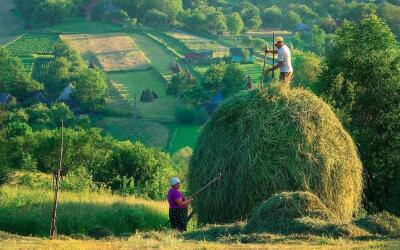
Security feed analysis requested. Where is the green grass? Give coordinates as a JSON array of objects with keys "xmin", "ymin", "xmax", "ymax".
[
  {"xmin": 130, "ymin": 33, "xmax": 174, "ymax": 77},
  {"xmin": 94, "ymin": 116, "xmax": 170, "ymax": 149},
  {"xmin": 6, "ymin": 34, "xmax": 59, "ymax": 57},
  {"xmin": 148, "ymin": 31, "xmax": 191, "ymax": 57},
  {"xmin": 166, "ymin": 123, "xmax": 201, "ymax": 153},
  {"xmin": 36, "ymin": 17, "xmax": 125, "ymax": 34},
  {"xmin": 108, "ymin": 70, "xmax": 176, "ymax": 121},
  {"xmin": 0, "ymin": 185, "xmax": 168, "ymax": 237}
]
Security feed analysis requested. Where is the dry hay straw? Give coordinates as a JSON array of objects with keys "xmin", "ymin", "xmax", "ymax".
[
  {"xmin": 60, "ymin": 34, "xmax": 150, "ymax": 71},
  {"xmin": 188, "ymin": 84, "xmax": 362, "ymax": 224}
]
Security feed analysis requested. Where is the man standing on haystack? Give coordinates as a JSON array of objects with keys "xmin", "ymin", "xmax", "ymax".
[{"xmin": 265, "ymin": 36, "xmax": 293, "ymax": 85}]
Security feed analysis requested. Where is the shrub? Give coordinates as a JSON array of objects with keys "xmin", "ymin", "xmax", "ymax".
[
  {"xmin": 88, "ymin": 226, "xmax": 113, "ymax": 239},
  {"xmin": 189, "ymin": 85, "xmax": 363, "ymax": 224}
]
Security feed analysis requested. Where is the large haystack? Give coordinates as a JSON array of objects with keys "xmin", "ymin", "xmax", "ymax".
[{"xmin": 188, "ymin": 85, "xmax": 362, "ymax": 224}]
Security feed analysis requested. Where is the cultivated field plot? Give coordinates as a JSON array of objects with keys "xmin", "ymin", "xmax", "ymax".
[
  {"xmin": 166, "ymin": 31, "xmax": 229, "ymax": 57},
  {"xmin": 6, "ymin": 34, "xmax": 59, "ymax": 57},
  {"xmin": 60, "ymin": 34, "xmax": 151, "ymax": 71}
]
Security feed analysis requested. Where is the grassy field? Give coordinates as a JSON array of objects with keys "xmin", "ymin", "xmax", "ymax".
[
  {"xmin": 108, "ymin": 70, "xmax": 176, "ymax": 121},
  {"xmin": 166, "ymin": 31, "xmax": 229, "ymax": 57},
  {"xmin": 0, "ymin": 185, "xmax": 168, "ymax": 237},
  {"xmin": 166, "ymin": 123, "xmax": 201, "ymax": 153},
  {"xmin": 1, "ymin": 229, "xmax": 399, "ymax": 250},
  {"xmin": 94, "ymin": 116, "xmax": 170, "ymax": 149},
  {"xmin": 130, "ymin": 33, "xmax": 175, "ymax": 80}
]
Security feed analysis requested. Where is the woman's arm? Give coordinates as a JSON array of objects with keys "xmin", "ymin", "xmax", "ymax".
[{"xmin": 174, "ymin": 196, "xmax": 193, "ymax": 207}]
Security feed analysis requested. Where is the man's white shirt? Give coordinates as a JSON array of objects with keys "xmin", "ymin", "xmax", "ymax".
[{"xmin": 277, "ymin": 45, "xmax": 293, "ymax": 73}]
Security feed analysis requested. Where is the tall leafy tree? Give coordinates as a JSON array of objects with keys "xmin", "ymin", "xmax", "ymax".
[
  {"xmin": 227, "ymin": 13, "xmax": 244, "ymax": 46},
  {"xmin": 207, "ymin": 12, "xmax": 227, "ymax": 38},
  {"xmin": 72, "ymin": 68, "xmax": 107, "ymax": 112},
  {"xmin": 222, "ymin": 63, "xmax": 246, "ymax": 96},
  {"xmin": 317, "ymin": 15, "xmax": 400, "ymax": 212}
]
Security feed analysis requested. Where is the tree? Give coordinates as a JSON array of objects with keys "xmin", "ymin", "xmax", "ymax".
[
  {"xmin": 72, "ymin": 69, "xmax": 107, "ymax": 112},
  {"xmin": 310, "ymin": 25, "xmax": 327, "ymax": 55},
  {"xmin": 47, "ymin": 57, "xmax": 71, "ymax": 94},
  {"xmin": 292, "ymin": 52, "xmax": 322, "ymax": 90},
  {"xmin": 262, "ymin": 5, "xmax": 282, "ymax": 27},
  {"xmin": 207, "ymin": 12, "xmax": 227, "ymax": 38},
  {"xmin": 33, "ymin": 0, "xmax": 74, "ymax": 26},
  {"xmin": 222, "ymin": 63, "xmax": 246, "ymax": 96},
  {"xmin": 317, "ymin": 15, "xmax": 400, "ymax": 211},
  {"xmin": 248, "ymin": 15, "xmax": 262, "ymax": 31},
  {"xmin": 202, "ymin": 62, "xmax": 226, "ymax": 93},
  {"xmin": 0, "ymin": 47, "xmax": 43, "ymax": 99},
  {"xmin": 378, "ymin": 3, "xmax": 400, "ymax": 37},
  {"xmin": 227, "ymin": 13, "xmax": 244, "ymax": 46},
  {"xmin": 284, "ymin": 11, "xmax": 301, "ymax": 29}
]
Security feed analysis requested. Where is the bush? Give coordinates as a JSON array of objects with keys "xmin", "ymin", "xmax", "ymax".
[
  {"xmin": 189, "ymin": 85, "xmax": 363, "ymax": 224},
  {"xmin": 88, "ymin": 226, "xmax": 113, "ymax": 239}
]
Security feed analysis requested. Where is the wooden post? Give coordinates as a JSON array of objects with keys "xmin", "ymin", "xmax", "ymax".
[
  {"xmin": 50, "ymin": 120, "xmax": 64, "ymax": 238},
  {"xmin": 133, "ymin": 94, "xmax": 137, "ymax": 121},
  {"xmin": 272, "ymin": 32, "xmax": 275, "ymax": 80}
]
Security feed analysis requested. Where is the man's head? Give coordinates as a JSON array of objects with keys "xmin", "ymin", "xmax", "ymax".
[
  {"xmin": 274, "ymin": 36, "xmax": 284, "ymax": 48},
  {"xmin": 170, "ymin": 177, "xmax": 181, "ymax": 190}
]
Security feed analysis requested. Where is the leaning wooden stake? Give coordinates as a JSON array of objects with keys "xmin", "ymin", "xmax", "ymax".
[{"xmin": 50, "ymin": 120, "xmax": 64, "ymax": 238}]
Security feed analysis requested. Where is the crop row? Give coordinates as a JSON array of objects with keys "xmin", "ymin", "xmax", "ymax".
[{"xmin": 6, "ymin": 34, "xmax": 59, "ymax": 57}]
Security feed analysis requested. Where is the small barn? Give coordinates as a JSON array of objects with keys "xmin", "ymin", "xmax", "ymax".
[{"xmin": 229, "ymin": 48, "xmax": 254, "ymax": 63}]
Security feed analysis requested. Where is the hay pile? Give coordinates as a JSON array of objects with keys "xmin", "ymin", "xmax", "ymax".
[
  {"xmin": 245, "ymin": 192, "xmax": 335, "ymax": 233},
  {"xmin": 188, "ymin": 85, "xmax": 362, "ymax": 224}
]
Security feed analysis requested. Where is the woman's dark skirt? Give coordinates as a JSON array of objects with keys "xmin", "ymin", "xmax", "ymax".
[{"xmin": 169, "ymin": 208, "xmax": 188, "ymax": 231}]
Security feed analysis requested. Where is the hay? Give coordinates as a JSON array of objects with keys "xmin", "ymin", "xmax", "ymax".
[
  {"xmin": 244, "ymin": 192, "xmax": 335, "ymax": 233},
  {"xmin": 354, "ymin": 212, "xmax": 400, "ymax": 237},
  {"xmin": 188, "ymin": 85, "xmax": 362, "ymax": 224}
]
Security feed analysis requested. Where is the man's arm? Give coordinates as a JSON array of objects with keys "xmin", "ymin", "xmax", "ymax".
[
  {"xmin": 265, "ymin": 61, "xmax": 283, "ymax": 73},
  {"xmin": 266, "ymin": 49, "xmax": 278, "ymax": 54}
]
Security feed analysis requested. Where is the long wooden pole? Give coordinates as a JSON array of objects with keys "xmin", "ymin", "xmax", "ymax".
[
  {"xmin": 272, "ymin": 32, "xmax": 275, "ymax": 80},
  {"xmin": 50, "ymin": 120, "xmax": 64, "ymax": 238}
]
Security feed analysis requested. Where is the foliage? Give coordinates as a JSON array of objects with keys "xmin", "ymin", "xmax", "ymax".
[
  {"xmin": 72, "ymin": 68, "xmax": 108, "ymax": 112},
  {"xmin": 189, "ymin": 86, "xmax": 362, "ymax": 224},
  {"xmin": 88, "ymin": 226, "xmax": 113, "ymax": 239},
  {"xmin": 202, "ymin": 62, "xmax": 226, "ymax": 93},
  {"xmin": 93, "ymin": 141, "xmax": 175, "ymax": 200},
  {"xmin": 221, "ymin": 63, "xmax": 246, "ymax": 96},
  {"xmin": 226, "ymin": 13, "xmax": 244, "ymax": 46},
  {"xmin": 207, "ymin": 12, "xmax": 227, "ymax": 37},
  {"xmin": 0, "ymin": 47, "xmax": 43, "ymax": 99},
  {"xmin": 317, "ymin": 15, "xmax": 400, "ymax": 211},
  {"xmin": 292, "ymin": 51, "xmax": 322, "ymax": 90}
]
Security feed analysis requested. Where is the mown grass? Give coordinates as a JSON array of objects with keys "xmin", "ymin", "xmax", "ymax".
[
  {"xmin": 108, "ymin": 70, "xmax": 176, "ymax": 121},
  {"xmin": 130, "ymin": 33, "xmax": 174, "ymax": 80},
  {"xmin": 0, "ymin": 229, "xmax": 399, "ymax": 250},
  {"xmin": 94, "ymin": 116, "xmax": 170, "ymax": 149},
  {"xmin": 0, "ymin": 185, "xmax": 168, "ymax": 237}
]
